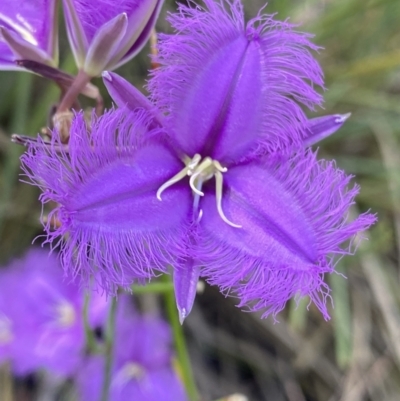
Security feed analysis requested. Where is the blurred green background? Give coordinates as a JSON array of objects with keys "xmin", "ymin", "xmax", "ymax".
[{"xmin": 1, "ymin": 0, "xmax": 400, "ymax": 400}]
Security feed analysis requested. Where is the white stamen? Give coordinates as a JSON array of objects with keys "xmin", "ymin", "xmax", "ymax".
[
  {"xmin": 157, "ymin": 154, "xmax": 241, "ymax": 228},
  {"xmin": 215, "ymin": 171, "xmax": 242, "ymax": 228},
  {"xmin": 189, "ymin": 172, "xmax": 205, "ymax": 196},
  {"xmin": 213, "ymin": 160, "xmax": 228, "ymax": 173},
  {"xmin": 157, "ymin": 167, "xmax": 191, "ymax": 200},
  {"xmin": 157, "ymin": 154, "xmax": 202, "ymax": 200},
  {"xmin": 187, "ymin": 153, "xmax": 202, "ymax": 169},
  {"xmin": 196, "ymin": 209, "xmax": 203, "ymax": 223}
]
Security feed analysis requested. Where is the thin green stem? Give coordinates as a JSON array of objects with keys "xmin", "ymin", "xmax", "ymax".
[
  {"xmin": 83, "ymin": 291, "xmax": 99, "ymax": 354},
  {"xmin": 0, "ymin": 73, "xmax": 32, "ymax": 237},
  {"xmin": 132, "ymin": 281, "xmax": 174, "ymax": 294},
  {"xmin": 162, "ymin": 275, "xmax": 198, "ymax": 401},
  {"xmin": 100, "ymin": 297, "xmax": 117, "ymax": 401}
]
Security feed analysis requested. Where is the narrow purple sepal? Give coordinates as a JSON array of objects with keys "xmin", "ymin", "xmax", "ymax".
[
  {"xmin": 21, "ymin": 109, "xmax": 192, "ymax": 292},
  {"xmin": 0, "ymin": 0, "xmax": 58, "ymax": 70},
  {"xmin": 303, "ymin": 113, "xmax": 352, "ymax": 147},
  {"xmin": 0, "ymin": 27, "xmax": 55, "ymax": 66},
  {"xmin": 62, "ymin": 0, "xmax": 89, "ymax": 67},
  {"xmin": 84, "ymin": 13, "xmax": 128, "ymax": 76},
  {"xmin": 173, "ymin": 261, "xmax": 200, "ymax": 324},
  {"xmin": 149, "ymin": 0, "xmax": 324, "ymax": 163},
  {"xmin": 102, "ymin": 71, "xmax": 163, "ymax": 127},
  {"xmin": 198, "ymin": 150, "xmax": 376, "ymax": 320}
]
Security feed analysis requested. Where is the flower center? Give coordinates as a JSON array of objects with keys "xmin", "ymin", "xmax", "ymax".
[
  {"xmin": 112, "ymin": 362, "xmax": 146, "ymax": 387},
  {"xmin": 157, "ymin": 154, "xmax": 241, "ymax": 228},
  {"xmin": 121, "ymin": 362, "xmax": 146, "ymax": 379},
  {"xmin": 56, "ymin": 302, "xmax": 76, "ymax": 327},
  {"xmin": 0, "ymin": 314, "xmax": 13, "ymax": 344}
]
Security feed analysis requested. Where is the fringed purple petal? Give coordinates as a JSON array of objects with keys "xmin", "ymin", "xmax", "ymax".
[
  {"xmin": 149, "ymin": 0, "xmax": 324, "ymax": 163},
  {"xmin": 197, "ymin": 150, "xmax": 376, "ymax": 320},
  {"xmin": 0, "ymin": 0, "xmax": 58, "ymax": 70},
  {"xmin": 21, "ymin": 109, "xmax": 191, "ymax": 292}
]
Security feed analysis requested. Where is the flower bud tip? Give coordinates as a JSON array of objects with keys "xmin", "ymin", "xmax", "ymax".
[
  {"xmin": 178, "ymin": 308, "xmax": 187, "ymax": 325},
  {"xmin": 102, "ymin": 71, "xmax": 112, "ymax": 82},
  {"xmin": 335, "ymin": 113, "xmax": 352, "ymax": 124}
]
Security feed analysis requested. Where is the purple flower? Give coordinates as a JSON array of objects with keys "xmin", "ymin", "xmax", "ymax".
[
  {"xmin": 0, "ymin": 0, "xmax": 58, "ymax": 70},
  {"xmin": 62, "ymin": 0, "xmax": 164, "ymax": 76},
  {"xmin": 0, "ymin": 248, "xmax": 107, "ymax": 376},
  {"xmin": 0, "ymin": 258, "xmax": 37, "ymax": 375},
  {"xmin": 21, "ymin": 0, "xmax": 376, "ymax": 322},
  {"xmin": 76, "ymin": 295, "xmax": 187, "ymax": 401},
  {"xmin": 21, "ymin": 107, "xmax": 375, "ymax": 322}
]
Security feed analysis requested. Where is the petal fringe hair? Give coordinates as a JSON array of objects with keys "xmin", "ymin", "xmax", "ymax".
[
  {"xmin": 199, "ymin": 150, "xmax": 376, "ymax": 320},
  {"xmin": 149, "ymin": 0, "xmax": 324, "ymax": 158},
  {"xmin": 21, "ymin": 109, "xmax": 188, "ymax": 292}
]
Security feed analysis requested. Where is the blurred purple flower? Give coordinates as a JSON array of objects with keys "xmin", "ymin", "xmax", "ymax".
[
  {"xmin": 0, "ymin": 248, "xmax": 107, "ymax": 376},
  {"xmin": 0, "ymin": 0, "xmax": 58, "ymax": 70},
  {"xmin": 63, "ymin": 0, "xmax": 164, "ymax": 76},
  {"xmin": 0, "ymin": 258, "xmax": 36, "ymax": 375},
  {"xmin": 21, "ymin": 0, "xmax": 376, "ymax": 322},
  {"xmin": 76, "ymin": 295, "xmax": 187, "ymax": 401}
]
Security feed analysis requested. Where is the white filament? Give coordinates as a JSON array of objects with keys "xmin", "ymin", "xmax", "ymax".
[{"xmin": 157, "ymin": 154, "xmax": 241, "ymax": 228}]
